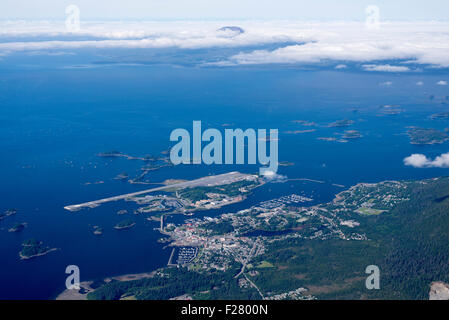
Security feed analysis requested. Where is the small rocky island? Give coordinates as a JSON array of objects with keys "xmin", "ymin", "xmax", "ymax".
[
  {"xmin": 407, "ymin": 127, "xmax": 449, "ymax": 145},
  {"xmin": 19, "ymin": 239, "xmax": 57, "ymax": 260},
  {"xmin": 380, "ymin": 105, "xmax": 404, "ymax": 115},
  {"xmin": 114, "ymin": 219, "xmax": 135, "ymax": 230},
  {"xmin": 8, "ymin": 222, "xmax": 26, "ymax": 233},
  {"xmin": 430, "ymin": 111, "xmax": 449, "ymax": 120},
  {"xmin": 342, "ymin": 130, "xmax": 362, "ymax": 139},
  {"xmin": 114, "ymin": 172, "xmax": 129, "ymax": 180},
  {"xmin": 92, "ymin": 226, "xmax": 103, "ymax": 235},
  {"xmin": 96, "ymin": 150, "xmax": 173, "ymax": 185},
  {"xmin": 0, "ymin": 208, "xmax": 17, "ymax": 220},
  {"xmin": 328, "ymin": 119, "xmax": 355, "ymax": 127}
]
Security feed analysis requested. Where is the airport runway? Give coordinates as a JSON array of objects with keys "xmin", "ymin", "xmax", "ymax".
[{"xmin": 64, "ymin": 171, "xmax": 250, "ymax": 211}]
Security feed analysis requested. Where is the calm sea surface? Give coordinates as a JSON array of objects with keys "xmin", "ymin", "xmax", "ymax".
[{"xmin": 0, "ymin": 55, "xmax": 448, "ymax": 298}]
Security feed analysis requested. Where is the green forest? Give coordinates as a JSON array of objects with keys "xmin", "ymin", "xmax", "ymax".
[{"xmin": 88, "ymin": 177, "xmax": 449, "ymax": 300}]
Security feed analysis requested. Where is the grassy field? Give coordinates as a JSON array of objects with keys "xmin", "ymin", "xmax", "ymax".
[
  {"xmin": 255, "ymin": 261, "xmax": 275, "ymax": 269},
  {"xmin": 355, "ymin": 207, "xmax": 385, "ymax": 215}
]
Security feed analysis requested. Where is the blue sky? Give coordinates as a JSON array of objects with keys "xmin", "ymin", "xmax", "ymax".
[{"xmin": 1, "ymin": 0, "xmax": 449, "ymax": 21}]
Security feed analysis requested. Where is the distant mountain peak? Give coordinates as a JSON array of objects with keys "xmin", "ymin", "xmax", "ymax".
[{"xmin": 216, "ymin": 26, "xmax": 245, "ymax": 38}]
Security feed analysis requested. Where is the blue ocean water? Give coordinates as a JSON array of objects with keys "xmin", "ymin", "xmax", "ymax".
[{"xmin": 0, "ymin": 51, "xmax": 448, "ymax": 299}]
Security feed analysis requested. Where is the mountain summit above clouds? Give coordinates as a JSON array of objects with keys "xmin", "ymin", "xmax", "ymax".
[{"xmin": 216, "ymin": 26, "xmax": 245, "ymax": 37}]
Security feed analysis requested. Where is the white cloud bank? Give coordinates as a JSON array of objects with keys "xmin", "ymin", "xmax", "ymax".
[
  {"xmin": 209, "ymin": 22, "xmax": 449, "ymax": 68},
  {"xmin": 1, "ymin": 21, "xmax": 449, "ymax": 69},
  {"xmin": 334, "ymin": 64, "xmax": 347, "ymax": 69},
  {"xmin": 0, "ymin": 20, "xmax": 311, "ymax": 51},
  {"xmin": 404, "ymin": 152, "xmax": 449, "ymax": 168}
]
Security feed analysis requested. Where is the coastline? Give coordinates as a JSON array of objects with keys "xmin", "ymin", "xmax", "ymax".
[{"xmin": 56, "ymin": 271, "xmax": 158, "ymax": 300}]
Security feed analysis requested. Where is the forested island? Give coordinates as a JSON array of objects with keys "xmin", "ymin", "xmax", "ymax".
[
  {"xmin": 328, "ymin": 119, "xmax": 355, "ymax": 127},
  {"xmin": 0, "ymin": 208, "xmax": 17, "ymax": 220},
  {"xmin": 19, "ymin": 239, "xmax": 56, "ymax": 260},
  {"xmin": 407, "ymin": 127, "xmax": 449, "ymax": 145},
  {"xmin": 114, "ymin": 219, "xmax": 136, "ymax": 230},
  {"xmin": 93, "ymin": 226, "xmax": 103, "ymax": 235},
  {"xmin": 8, "ymin": 223, "xmax": 26, "ymax": 233}
]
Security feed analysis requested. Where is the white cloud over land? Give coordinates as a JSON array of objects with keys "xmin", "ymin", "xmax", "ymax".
[{"xmin": 404, "ymin": 153, "xmax": 449, "ymax": 168}]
